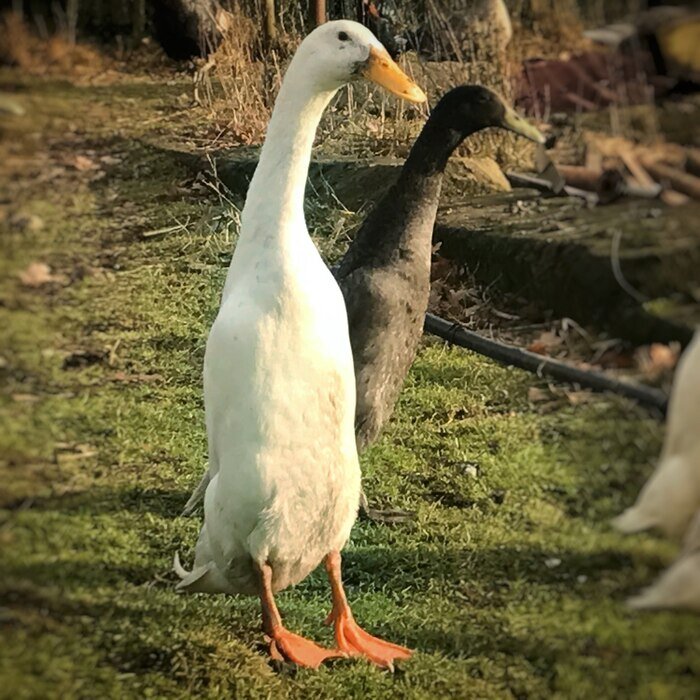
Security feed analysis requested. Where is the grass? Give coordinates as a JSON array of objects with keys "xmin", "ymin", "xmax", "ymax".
[{"xmin": 1, "ymin": 72, "xmax": 698, "ymax": 700}]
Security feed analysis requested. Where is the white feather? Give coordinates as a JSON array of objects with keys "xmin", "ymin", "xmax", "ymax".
[{"xmin": 175, "ymin": 21, "xmax": 393, "ymax": 597}]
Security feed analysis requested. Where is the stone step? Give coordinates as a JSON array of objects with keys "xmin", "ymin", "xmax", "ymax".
[{"xmin": 434, "ymin": 189, "xmax": 700, "ymax": 346}]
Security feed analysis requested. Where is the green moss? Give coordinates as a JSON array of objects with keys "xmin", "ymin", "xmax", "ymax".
[{"xmin": 1, "ymin": 73, "xmax": 698, "ymax": 700}]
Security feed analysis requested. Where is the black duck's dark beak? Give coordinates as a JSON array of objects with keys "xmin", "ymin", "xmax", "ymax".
[{"xmin": 502, "ymin": 106, "xmax": 546, "ymax": 144}]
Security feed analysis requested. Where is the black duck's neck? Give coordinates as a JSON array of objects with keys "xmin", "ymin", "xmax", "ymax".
[
  {"xmin": 383, "ymin": 114, "xmax": 470, "ymax": 250},
  {"xmin": 337, "ymin": 111, "xmax": 479, "ymax": 276},
  {"xmin": 401, "ymin": 116, "xmax": 465, "ymax": 181}
]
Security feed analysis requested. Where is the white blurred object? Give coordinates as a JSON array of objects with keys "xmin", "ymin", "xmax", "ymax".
[
  {"xmin": 628, "ymin": 511, "xmax": 700, "ymax": 612},
  {"xmin": 433, "ymin": 0, "xmax": 512, "ymax": 54},
  {"xmin": 0, "ymin": 93, "xmax": 25, "ymax": 116},
  {"xmin": 490, "ymin": 0, "xmax": 513, "ymax": 47},
  {"xmin": 613, "ymin": 332, "xmax": 700, "ymax": 539},
  {"xmin": 584, "ymin": 23, "xmax": 636, "ymax": 48}
]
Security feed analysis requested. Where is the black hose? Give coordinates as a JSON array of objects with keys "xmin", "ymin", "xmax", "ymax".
[{"xmin": 424, "ymin": 313, "xmax": 668, "ymax": 415}]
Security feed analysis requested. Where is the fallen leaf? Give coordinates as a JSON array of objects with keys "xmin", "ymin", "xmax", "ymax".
[
  {"xmin": 447, "ymin": 288, "xmax": 469, "ymax": 308},
  {"xmin": 18, "ymin": 262, "xmax": 66, "ymax": 287},
  {"xmin": 54, "ymin": 443, "xmax": 97, "ymax": 457},
  {"xmin": 528, "ymin": 386, "xmax": 550, "ymax": 403},
  {"xmin": 649, "ymin": 343, "xmax": 680, "ymax": 370},
  {"xmin": 11, "ymin": 393, "xmax": 40, "ymax": 402},
  {"xmin": 430, "ymin": 255, "xmax": 455, "ymax": 282},
  {"xmin": 71, "ymin": 154, "xmax": 98, "ymax": 171},
  {"xmin": 635, "ymin": 342, "xmax": 680, "ymax": 379},
  {"xmin": 527, "ymin": 330, "xmax": 563, "ymax": 355},
  {"xmin": 54, "ymin": 443, "xmax": 98, "ymax": 467},
  {"xmin": 564, "ymin": 390, "xmax": 593, "ymax": 405},
  {"xmin": 596, "ymin": 347, "xmax": 635, "ymax": 369},
  {"xmin": 660, "ymin": 189, "xmax": 690, "ymax": 206}
]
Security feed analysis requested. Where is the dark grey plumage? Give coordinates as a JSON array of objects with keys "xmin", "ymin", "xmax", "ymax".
[
  {"xmin": 335, "ymin": 150, "xmax": 447, "ymax": 450},
  {"xmin": 335, "ymin": 85, "xmax": 544, "ymax": 453}
]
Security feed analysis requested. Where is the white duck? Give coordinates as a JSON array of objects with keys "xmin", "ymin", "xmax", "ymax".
[
  {"xmin": 174, "ymin": 20, "xmax": 425, "ymax": 669},
  {"xmin": 613, "ymin": 332, "xmax": 700, "ymax": 539},
  {"xmin": 628, "ymin": 510, "xmax": 700, "ymax": 612}
]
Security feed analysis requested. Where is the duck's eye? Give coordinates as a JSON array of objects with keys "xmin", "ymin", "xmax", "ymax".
[{"xmin": 338, "ymin": 31, "xmax": 349, "ymax": 41}]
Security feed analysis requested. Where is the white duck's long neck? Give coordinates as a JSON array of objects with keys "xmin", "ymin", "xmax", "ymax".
[{"xmin": 241, "ymin": 61, "xmax": 337, "ymax": 238}]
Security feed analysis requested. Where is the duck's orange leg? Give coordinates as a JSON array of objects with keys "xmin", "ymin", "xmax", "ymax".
[
  {"xmin": 257, "ymin": 562, "xmax": 340, "ymax": 669},
  {"xmin": 324, "ymin": 551, "xmax": 412, "ymax": 670}
]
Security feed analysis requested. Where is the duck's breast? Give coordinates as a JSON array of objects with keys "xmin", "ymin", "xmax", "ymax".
[{"xmin": 202, "ymin": 233, "xmax": 360, "ymax": 591}]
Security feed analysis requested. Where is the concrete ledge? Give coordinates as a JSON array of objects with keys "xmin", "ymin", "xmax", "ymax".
[{"xmin": 434, "ymin": 190, "xmax": 700, "ymax": 346}]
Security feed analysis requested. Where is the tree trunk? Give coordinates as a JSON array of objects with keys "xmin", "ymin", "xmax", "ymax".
[
  {"xmin": 315, "ymin": 0, "xmax": 327, "ymax": 25},
  {"xmin": 264, "ymin": 0, "xmax": 277, "ymax": 46},
  {"xmin": 151, "ymin": 0, "xmax": 229, "ymax": 59},
  {"xmin": 65, "ymin": 0, "xmax": 79, "ymax": 44},
  {"xmin": 132, "ymin": 0, "xmax": 147, "ymax": 42}
]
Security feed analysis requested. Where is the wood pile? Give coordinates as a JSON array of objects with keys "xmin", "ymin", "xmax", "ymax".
[
  {"xmin": 510, "ymin": 135, "xmax": 700, "ymax": 207},
  {"xmin": 580, "ymin": 135, "xmax": 700, "ymax": 206}
]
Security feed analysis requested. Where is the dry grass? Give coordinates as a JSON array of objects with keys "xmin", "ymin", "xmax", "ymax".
[
  {"xmin": 0, "ymin": 11, "xmax": 174, "ymax": 84},
  {"xmin": 200, "ymin": 1, "xmax": 557, "ymax": 166},
  {"xmin": 199, "ymin": 5, "xmax": 277, "ymax": 144},
  {"xmin": 0, "ymin": 2, "xmax": 628, "ymax": 170},
  {"xmin": 0, "ymin": 11, "xmax": 110, "ymax": 76},
  {"xmin": 508, "ymin": 0, "xmax": 590, "ymax": 62},
  {"xmin": 197, "ymin": 4, "xmax": 426, "ymax": 155}
]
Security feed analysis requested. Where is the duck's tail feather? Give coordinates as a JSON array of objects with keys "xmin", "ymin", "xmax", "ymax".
[
  {"xmin": 173, "ymin": 551, "xmax": 191, "ymax": 579},
  {"xmin": 173, "ymin": 552, "xmax": 238, "ymax": 594},
  {"xmin": 173, "ymin": 552, "xmax": 217, "ymax": 592},
  {"xmin": 181, "ymin": 471, "xmax": 211, "ymax": 517}
]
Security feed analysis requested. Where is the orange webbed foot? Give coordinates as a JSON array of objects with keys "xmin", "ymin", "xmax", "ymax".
[
  {"xmin": 267, "ymin": 627, "xmax": 342, "ymax": 669},
  {"xmin": 331, "ymin": 609, "xmax": 412, "ymax": 670}
]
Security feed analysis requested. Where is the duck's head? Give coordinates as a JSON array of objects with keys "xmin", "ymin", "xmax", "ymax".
[
  {"xmin": 434, "ymin": 85, "xmax": 545, "ymax": 144},
  {"xmin": 295, "ymin": 20, "xmax": 426, "ymax": 103}
]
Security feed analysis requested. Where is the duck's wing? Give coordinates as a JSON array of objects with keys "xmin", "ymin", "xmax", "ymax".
[
  {"xmin": 336, "ymin": 268, "xmax": 392, "ymax": 449},
  {"xmin": 182, "ymin": 435, "xmax": 220, "ymax": 516},
  {"xmin": 333, "ymin": 179, "xmax": 408, "ymax": 283},
  {"xmin": 338, "ymin": 267, "xmax": 382, "ymax": 339},
  {"xmin": 181, "ymin": 470, "xmax": 211, "ymax": 516},
  {"xmin": 174, "ymin": 495, "xmax": 241, "ymax": 595}
]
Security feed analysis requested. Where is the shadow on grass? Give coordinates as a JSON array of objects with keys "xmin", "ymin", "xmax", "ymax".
[
  {"xmin": 3, "ymin": 535, "xmax": 669, "ymax": 678},
  {"xmin": 6, "ymin": 558, "xmax": 160, "ymax": 589},
  {"xmin": 342, "ymin": 545, "xmax": 637, "ymax": 592},
  {"xmin": 4, "ymin": 485, "xmax": 192, "ymax": 519}
]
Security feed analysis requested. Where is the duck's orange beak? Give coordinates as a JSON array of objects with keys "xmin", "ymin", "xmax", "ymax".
[{"xmin": 361, "ymin": 46, "xmax": 426, "ymax": 104}]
